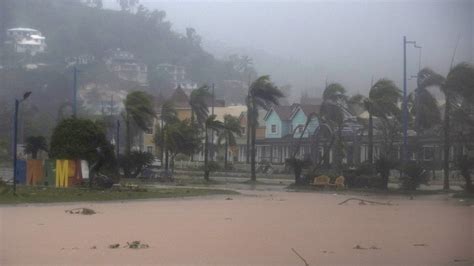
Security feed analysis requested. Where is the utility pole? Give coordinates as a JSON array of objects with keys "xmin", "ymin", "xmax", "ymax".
[
  {"xmin": 72, "ymin": 67, "xmax": 81, "ymax": 117},
  {"xmin": 12, "ymin": 92, "xmax": 32, "ymax": 194},
  {"xmin": 211, "ymin": 83, "xmax": 215, "ymax": 160},
  {"xmin": 116, "ymin": 120, "xmax": 120, "ymax": 159},
  {"xmin": 402, "ymin": 36, "xmax": 418, "ymax": 166}
]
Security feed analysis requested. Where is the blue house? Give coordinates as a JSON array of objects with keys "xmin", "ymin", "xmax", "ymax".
[
  {"xmin": 263, "ymin": 105, "xmax": 293, "ymax": 138},
  {"xmin": 290, "ymin": 105, "xmax": 320, "ymax": 138}
]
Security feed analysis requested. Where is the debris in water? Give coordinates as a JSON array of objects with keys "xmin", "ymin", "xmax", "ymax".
[
  {"xmin": 109, "ymin": 243, "xmax": 120, "ymax": 249},
  {"xmin": 413, "ymin": 243, "xmax": 428, "ymax": 247},
  {"xmin": 126, "ymin": 241, "xmax": 149, "ymax": 249},
  {"xmin": 65, "ymin": 208, "xmax": 96, "ymax": 215}
]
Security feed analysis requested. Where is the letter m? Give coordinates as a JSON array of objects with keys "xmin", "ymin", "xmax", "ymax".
[{"xmin": 55, "ymin": 160, "xmax": 69, "ymax": 188}]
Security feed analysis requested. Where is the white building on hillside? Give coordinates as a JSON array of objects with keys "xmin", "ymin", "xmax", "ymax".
[{"xmin": 6, "ymin": 28, "xmax": 46, "ymax": 55}]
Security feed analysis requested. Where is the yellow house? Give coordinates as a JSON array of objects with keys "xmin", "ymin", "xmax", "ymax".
[{"xmin": 141, "ymin": 87, "xmax": 193, "ymax": 155}]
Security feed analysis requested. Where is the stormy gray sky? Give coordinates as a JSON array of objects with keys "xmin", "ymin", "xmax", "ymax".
[{"xmin": 106, "ymin": 0, "xmax": 473, "ymax": 99}]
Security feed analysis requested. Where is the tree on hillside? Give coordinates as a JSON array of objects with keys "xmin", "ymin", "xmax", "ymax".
[
  {"xmin": 247, "ymin": 76, "xmax": 284, "ymax": 181},
  {"xmin": 204, "ymin": 115, "xmax": 224, "ymax": 181},
  {"xmin": 123, "ymin": 91, "xmax": 155, "ymax": 156},
  {"xmin": 50, "ymin": 118, "xmax": 114, "ymax": 188},
  {"xmin": 217, "ymin": 115, "xmax": 242, "ymax": 170},
  {"xmin": 415, "ymin": 63, "xmax": 474, "ymax": 190},
  {"xmin": 117, "ymin": 0, "xmax": 139, "ymax": 12},
  {"xmin": 25, "ymin": 136, "xmax": 48, "ymax": 159}
]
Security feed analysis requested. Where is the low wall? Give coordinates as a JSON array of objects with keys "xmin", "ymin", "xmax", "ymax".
[{"xmin": 15, "ymin": 159, "xmax": 89, "ymax": 187}]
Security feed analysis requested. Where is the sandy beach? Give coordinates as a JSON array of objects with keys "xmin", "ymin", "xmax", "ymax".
[{"xmin": 1, "ymin": 190, "xmax": 472, "ymax": 265}]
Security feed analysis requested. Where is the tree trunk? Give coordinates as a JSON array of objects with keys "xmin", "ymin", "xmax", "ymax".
[
  {"xmin": 204, "ymin": 126, "xmax": 210, "ymax": 181},
  {"xmin": 224, "ymin": 138, "xmax": 228, "ymax": 170},
  {"xmin": 246, "ymin": 104, "xmax": 251, "ymax": 164},
  {"xmin": 125, "ymin": 117, "xmax": 132, "ymax": 155},
  {"xmin": 443, "ymin": 93, "xmax": 451, "ymax": 190},
  {"xmin": 250, "ymin": 117, "xmax": 257, "ymax": 181},
  {"xmin": 368, "ymin": 111, "xmax": 373, "ymax": 165}
]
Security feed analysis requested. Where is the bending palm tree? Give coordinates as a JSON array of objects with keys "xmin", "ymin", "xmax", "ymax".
[
  {"xmin": 156, "ymin": 100, "xmax": 178, "ymax": 170},
  {"xmin": 319, "ymin": 83, "xmax": 348, "ymax": 168},
  {"xmin": 25, "ymin": 136, "xmax": 48, "ymax": 159},
  {"xmin": 418, "ymin": 63, "xmax": 474, "ymax": 190},
  {"xmin": 189, "ymin": 85, "xmax": 211, "ymax": 126},
  {"xmin": 204, "ymin": 114, "xmax": 224, "ymax": 180},
  {"xmin": 365, "ymin": 79, "xmax": 401, "ymax": 165},
  {"xmin": 217, "ymin": 114, "xmax": 242, "ymax": 170},
  {"xmin": 247, "ymin": 75, "xmax": 284, "ymax": 181},
  {"xmin": 123, "ymin": 91, "xmax": 156, "ymax": 155}
]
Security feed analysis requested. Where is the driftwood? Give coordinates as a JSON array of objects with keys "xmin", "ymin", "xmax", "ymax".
[
  {"xmin": 65, "ymin": 208, "xmax": 96, "ymax": 215},
  {"xmin": 291, "ymin": 248, "xmax": 309, "ymax": 266},
  {"xmin": 338, "ymin": 198, "xmax": 392, "ymax": 206}
]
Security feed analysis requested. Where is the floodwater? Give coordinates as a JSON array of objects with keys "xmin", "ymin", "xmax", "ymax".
[{"xmin": 0, "ymin": 190, "xmax": 472, "ymax": 265}]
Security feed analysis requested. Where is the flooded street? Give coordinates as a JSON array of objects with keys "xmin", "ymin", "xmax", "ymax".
[{"xmin": 1, "ymin": 190, "xmax": 472, "ymax": 265}]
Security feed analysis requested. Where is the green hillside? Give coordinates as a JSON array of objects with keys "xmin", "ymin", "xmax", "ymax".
[{"xmin": 1, "ymin": 0, "xmax": 243, "ymax": 89}]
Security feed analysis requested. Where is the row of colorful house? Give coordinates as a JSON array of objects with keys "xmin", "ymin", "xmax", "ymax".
[{"xmin": 138, "ymin": 87, "xmax": 466, "ymax": 169}]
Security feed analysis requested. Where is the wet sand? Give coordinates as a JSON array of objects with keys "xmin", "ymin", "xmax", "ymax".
[{"xmin": 1, "ymin": 191, "xmax": 472, "ymax": 265}]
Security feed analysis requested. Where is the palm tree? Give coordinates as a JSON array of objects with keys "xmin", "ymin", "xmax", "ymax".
[
  {"xmin": 247, "ymin": 75, "xmax": 284, "ymax": 181},
  {"xmin": 364, "ymin": 79, "xmax": 402, "ymax": 165},
  {"xmin": 417, "ymin": 63, "xmax": 474, "ymax": 190},
  {"xmin": 123, "ymin": 91, "xmax": 155, "ymax": 155},
  {"xmin": 189, "ymin": 85, "xmax": 211, "ymax": 126},
  {"xmin": 156, "ymin": 100, "xmax": 178, "ymax": 171},
  {"xmin": 204, "ymin": 114, "xmax": 224, "ymax": 180},
  {"xmin": 319, "ymin": 83, "xmax": 348, "ymax": 169},
  {"xmin": 217, "ymin": 114, "xmax": 242, "ymax": 169},
  {"xmin": 24, "ymin": 136, "xmax": 48, "ymax": 159}
]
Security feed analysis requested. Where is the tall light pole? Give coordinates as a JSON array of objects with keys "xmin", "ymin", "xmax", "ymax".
[
  {"xmin": 72, "ymin": 66, "xmax": 81, "ymax": 117},
  {"xmin": 414, "ymin": 44, "xmax": 422, "ymax": 134},
  {"xmin": 13, "ymin": 91, "xmax": 32, "ymax": 194},
  {"xmin": 402, "ymin": 36, "xmax": 419, "ymax": 165}
]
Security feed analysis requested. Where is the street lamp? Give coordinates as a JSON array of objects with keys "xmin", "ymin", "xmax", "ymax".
[
  {"xmin": 414, "ymin": 44, "xmax": 422, "ymax": 133},
  {"xmin": 13, "ymin": 91, "xmax": 32, "ymax": 194},
  {"xmin": 402, "ymin": 36, "xmax": 420, "ymax": 165}
]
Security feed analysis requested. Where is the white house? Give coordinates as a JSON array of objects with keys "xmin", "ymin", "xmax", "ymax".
[{"xmin": 6, "ymin": 28, "xmax": 46, "ymax": 55}]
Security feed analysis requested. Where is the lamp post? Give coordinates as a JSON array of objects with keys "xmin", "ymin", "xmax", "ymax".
[
  {"xmin": 13, "ymin": 91, "xmax": 32, "ymax": 194},
  {"xmin": 72, "ymin": 66, "xmax": 81, "ymax": 117},
  {"xmin": 116, "ymin": 119, "xmax": 120, "ymax": 159},
  {"xmin": 402, "ymin": 36, "xmax": 419, "ymax": 165},
  {"xmin": 414, "ymin": 44, "xmax": 422, "ymax": 134}
]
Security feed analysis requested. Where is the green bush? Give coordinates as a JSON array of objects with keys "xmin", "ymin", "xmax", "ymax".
[
  {"xmin": 202, "ymin": 161, "xmax": 221, "ymax": 173},
  {"xmin": 119, "ymin": 151, "xmax": 154, "ymax": 179},
  {"xmin": 345, "ymin": 174, "xmax": 383, "ymax": 189},
  {"xmin": 375, "ymin": 157, "xmax": 399, "ymax": 189},
  {"xmin": 400, "ymin": 162, "xmax": 429, "ymax": 190}
]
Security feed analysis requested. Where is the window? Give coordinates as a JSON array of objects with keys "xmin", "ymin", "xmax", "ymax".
[
  {"xmin": 298, "ymin": 124, "xmax": 304, "ymax": 133},
  {"xmin": 423, "ymin": 146, "xmax": 435, "ymax": 161},
  {"xmin": 145, "ymin": 127, "xmax": 153, "ymax": 134},
  {"xmin": 241, "ymin": 127, "xmax": 246, "ymax": 135},
  {"xmin": 271, "ymin": 124, "xmax": 277, "ymax": 133},
  {"xmin": 147, "ymin": 146, "xmax": 153, "ymax": 153}
]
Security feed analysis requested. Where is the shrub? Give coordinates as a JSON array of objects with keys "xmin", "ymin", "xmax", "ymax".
[
  {"xmin": 202, "ymin": 161, "xmax": 221, "ymax": 173},
  {"xmin": 119, "ymin": 151, "xmax": 154, "ymax": 178},
  {"xmin": 375, "ymin": 157, "xmax": 398, "ymax": 189},
  {"xmin": 400, "ymin": 162, "xmax": 429, "ymax": 190},
  {"xmin": 345, "ymin": 174, "xmax": 384, "ymax": 189}
]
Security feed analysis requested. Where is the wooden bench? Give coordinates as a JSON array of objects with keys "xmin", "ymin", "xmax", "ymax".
[{"xmin": 312, "ymin": 175, "xmax": 330, "ymax": 188}]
